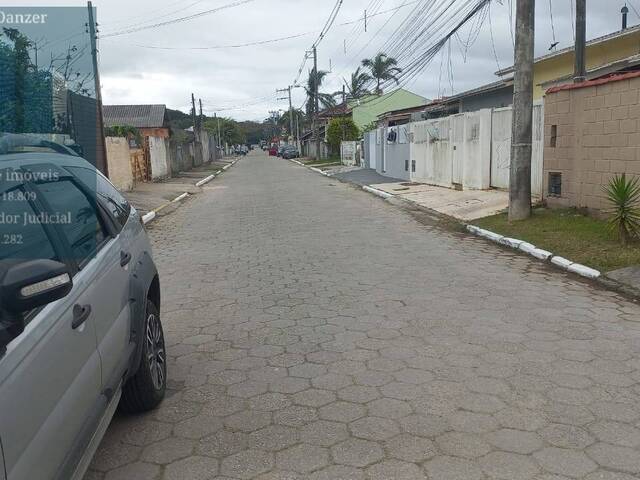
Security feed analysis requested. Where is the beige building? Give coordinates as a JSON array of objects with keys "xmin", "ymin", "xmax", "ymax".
[{"xmin": 543, "ymin": 71, "xmax": 640, "ymax": 214}]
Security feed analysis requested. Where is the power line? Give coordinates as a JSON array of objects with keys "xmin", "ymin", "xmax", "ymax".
[{"xmin": 101, "ymin": 0, "xmax": 258, "ymax": 38}]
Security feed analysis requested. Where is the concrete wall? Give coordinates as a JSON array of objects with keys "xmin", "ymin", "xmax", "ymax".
[
  {"xmin": 374, "ymin": 125, "xmax": 411, "ymax": 180},
  {"xmin": 376, "ymin": 106, "xmax": 544, "ymax": 194},
  {"xmin": 105, "ymin": 136, "xmax": 134, "ymax": 191},
  {"xmin": 149, "ymin": 135, "xmax": 169, "ymax": 180},
  {"xmin": 543, "ymin": 73, "xmax": 640, "ymax": 213}
]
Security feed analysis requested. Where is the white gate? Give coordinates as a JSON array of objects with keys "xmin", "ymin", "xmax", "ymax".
[
  {"xmin": 451, "ymin": 114, "xmax": 465, "ymax": 185},
  {"xmin": 490, "ymin": 103, "xmax": 543, "ymax": 196}
]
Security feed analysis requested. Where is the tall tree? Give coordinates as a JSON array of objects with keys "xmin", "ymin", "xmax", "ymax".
[
  {"xmin": 305, "ymin": 68, "xmax": 337, "ymax": 116},
  {"xmin": 361, "ymin": 53, "xmax": 402, "ymax": 95},
  {"xmin": 278, "ymin": 108, "xmax": 305, "ymax": 136},
  {"xmin": 343, "ymin": 67, "xmax": 371, "ymax": 100}
]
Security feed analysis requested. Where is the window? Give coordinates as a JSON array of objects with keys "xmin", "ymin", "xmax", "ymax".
[
  {"xmin": 550, "ymin": 125, "xmax": 558, "ymax": 148},
  {"xmin": 67, "ymin": 167, "xmax": 131, "ymax": 229},
  {"xmin": 35, "ymin": 180, "xmax": 107, "ymax": 266},
  {"xmin": 549, "ymin": 172, "xmax": 562, "ymax": 196},
  {"xmin": 0, "ymin": 191, "xmax": 57, "ymax": 355},
  {"xmin": 411, "ymin": 160, "xmax": 416, "ymax": 173},
  {"xmin": 0, "ymin": 188, "xmax": 57, "ymax": 262},
  {"xmin": 405, "ymin": 160, "xmax": 409, "ymax": 171}
]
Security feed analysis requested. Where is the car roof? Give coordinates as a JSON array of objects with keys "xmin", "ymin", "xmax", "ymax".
[{"xmin": 0, "ymin": 152, "xmax": 95, "ymax": 171}]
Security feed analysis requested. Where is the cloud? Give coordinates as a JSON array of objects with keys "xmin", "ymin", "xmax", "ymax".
[{"xmin": 19, "ymin": 0, "xmax": 631, "ymax": 121}]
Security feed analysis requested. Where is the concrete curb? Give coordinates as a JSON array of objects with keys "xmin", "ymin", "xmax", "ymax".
[
  {"xmin": 362, "ymin": 185, "xmax": 394, "ymax": 200},
  {"xmin": 466, "ymin": 224, "xmax": 601, "ymax": 280},
  {"xmin": 196, "ymin": 174, "xmax": 217, "ymax": 187}
]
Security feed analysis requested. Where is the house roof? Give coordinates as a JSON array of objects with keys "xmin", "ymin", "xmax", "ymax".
[
  {"xmin": 546, "ymin": 70, "xmax": 640, "ymax": 94},
  {"xmin": 317, "ymin": 102, "xmax": 351, "ymax": 119},
  {"xmin": 377, "ymin": 104, "xmax": 431, "ymax": 120},
  {"xmin": 103, "ymin": 104, "xmax": 167, "ymax": 129},
  {"xmin": 496, "ymin": 24, "xmax": 640, "ymax": 76}
]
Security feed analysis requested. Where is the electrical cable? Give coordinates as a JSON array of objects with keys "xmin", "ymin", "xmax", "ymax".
[{"xmin": 101, "ymin": 0, "xmax": 258, "ymax": 38}]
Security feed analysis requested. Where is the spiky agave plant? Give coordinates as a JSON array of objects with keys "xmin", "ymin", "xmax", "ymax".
[{"xmin": 603, "ymin": 173, "xmax": 640, "ymax": 245}]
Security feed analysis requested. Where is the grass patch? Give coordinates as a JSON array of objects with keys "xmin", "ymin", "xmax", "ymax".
[{"xmin": 474, "ymin": 208, "xmax": 640, "ymax": 273}]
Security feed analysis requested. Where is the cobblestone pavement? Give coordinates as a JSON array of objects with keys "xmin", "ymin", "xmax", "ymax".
[{"xmin": 87, "ymin": 152, "xmax": 640, "ymax": 480}]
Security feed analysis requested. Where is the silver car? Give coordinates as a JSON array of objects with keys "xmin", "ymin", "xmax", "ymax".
[{"xmin": 0, "ymin": 135, "xmax": 166, "ymax": 480}]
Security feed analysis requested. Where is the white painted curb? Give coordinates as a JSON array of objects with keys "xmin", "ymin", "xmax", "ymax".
[
  {"xmin": 466, "ymin": 224, "xmax": 601, "ymax": 280},
  {"xmin": 196, "ymin": 174, "xmax": 217, "ymax": 187},
  {"xmin": 142, "ymin": 211, "xmax": 156, "ymax": 224},
  {"xmin": 363, "ymin": 185, "xmax": 393, "ymax": 200},
  {"xmin": 172, "ymin": 192, "xmax": 189, "ymax": 203}
]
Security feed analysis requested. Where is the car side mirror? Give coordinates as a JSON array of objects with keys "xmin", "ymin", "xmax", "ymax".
[{"xmin": 1, "ymin": 259, "xmax": 73, "ymax": 313}]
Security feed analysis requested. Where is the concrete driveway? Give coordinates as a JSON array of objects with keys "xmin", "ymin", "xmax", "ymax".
[{"xmin": 86, "ymin": 151, "xmax": 640, "ymax": 480}]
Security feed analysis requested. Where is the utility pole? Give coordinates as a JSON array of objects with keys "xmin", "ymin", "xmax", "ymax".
[
  {"xmin": 509, "ymin": 0, "xmax": 535, "ymax": 221},
  {"xmin": 313, "ymin": 46, "xmax": 320, "ymax": 160},
  {"xmin": 277, "ymin": 86, "xmax": 294, "ymax": 144},
  {"xmin": 574, "ymin": 0, "xmax": 586, "ymax": 82},
  {"xmin": 87, "ymin": 1, "xmax": 108, "ymax": 176},
  {"xmin": 191, "ymin": 93, "xmax": 197, "ymax": 141},
  {"xmin": 199, "ymin": 98, "xmax": 204, "ymax": 129},
  {"xmin": 216, "ymin": 113, "xmax": 222, "ymax": 153},
  {"xmin": 296, "ymin": 114, "xmax": 301, "ymax": 152}
]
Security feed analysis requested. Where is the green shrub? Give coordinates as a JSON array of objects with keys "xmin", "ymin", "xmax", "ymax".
[
  {"xmin": 603, "ymin": 173, "xmax": 640, "ymax": 245},
  {"xmin": 326, "ymin": 117, "xmax": 360, "ymax": 153}
]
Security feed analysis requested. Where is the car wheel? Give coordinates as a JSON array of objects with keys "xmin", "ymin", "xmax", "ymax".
[{"xmin": 120, "ymin": 300, "xmax": 166, "ymax": 413}]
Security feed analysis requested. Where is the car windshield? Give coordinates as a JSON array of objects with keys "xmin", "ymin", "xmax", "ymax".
[{"xmin": 0, "ymin": 134, "xmax": 80, "ymax": 157}]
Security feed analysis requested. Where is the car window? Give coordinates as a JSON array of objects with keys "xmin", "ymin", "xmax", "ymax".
[
  {"xmin": 0, "ymin": 190, "xmax": 58, "ymax": 355},
  {"xmin": 0, "ymin": 188, "xmax": 57, "ymax": 262},
  {"xmin": 35, "ymin": 180, "xmax": 107, "ymax": 266},
  {"xmin": 66, "ymin": 166, "xmax": 131, "ymax": 229}
]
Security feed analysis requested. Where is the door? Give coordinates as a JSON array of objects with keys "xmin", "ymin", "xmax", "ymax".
[
  {"xmin": 451, "ymin": 114, "xmax": 465, "ymax": 185},
  {"xmin": 0, "ymin": 179, "xmax": 102, "ymax": 480},
  {"xmin": 66, "ymin": 167, "xmax": 134, "ymax": 391}
]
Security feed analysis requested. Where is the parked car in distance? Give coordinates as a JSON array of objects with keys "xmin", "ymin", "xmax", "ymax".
[
  {"xmin": 0, "ymin": 134, "xmax": 167, "ymax": 480},
  {"xmin": 268, "ymin": 146, "xmax": 278, "ymax": 156},
  {"xmin": 282, "ymin": 147, "xmax": 300, "ymax": 159},
  {"xmin": 277, "ymin": 146, "xmax": 287, "ymax": 157}
]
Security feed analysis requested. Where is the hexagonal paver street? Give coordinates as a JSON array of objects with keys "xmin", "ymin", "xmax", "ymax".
[{"xmin": 86, "ymin": 152, "xmax": 640, "ymax": 479}]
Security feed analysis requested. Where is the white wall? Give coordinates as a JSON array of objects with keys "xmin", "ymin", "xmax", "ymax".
[
  {"xmin": 404, "ymin": 106, "xmax": 543, "ymax": 195},
  {"xmin": 105, "ymin": 136, "xmax": 134, "ymax": 191},
  {"xmin": 149, "ymin": 136, "xmax": 169, "ymax": 180}
]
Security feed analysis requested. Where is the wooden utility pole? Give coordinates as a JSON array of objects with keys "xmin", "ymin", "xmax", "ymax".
[
  {"xmin": 313, "ymin": 46, "xmax": 320, "ymax": 160},
  {"xmin": 574, "ymin": 0, "xmax": 586, "ymax": 82},
  {"xmin": 87, "ymin": 1, "xmax": 108, "ymax": 176},
  {"xmin": 508, "ymin": 0, "xmax": 535, "ymax": 221}
]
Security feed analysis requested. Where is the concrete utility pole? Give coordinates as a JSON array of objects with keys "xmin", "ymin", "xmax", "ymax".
[
  {"xmin": 574, "ymin": 0, "xmax": 586, "ymax": 82},
  {"xmin": 87, "ymin": 1, "xmax": 108, "ymax": 176},
  {"xmin": 277, "ymin": 86, "xmax": 294, "ymax": 144},
  {"xmin": 313, "ymin": 46, "xmax": 320, "ymax": 160},
  {"xmin": 509, "ymin": 0, "xmax": 535, "ymax": 221},
  {"xmin": 191, "ymin": 93, "xmax": 197, "ymax": 141}
]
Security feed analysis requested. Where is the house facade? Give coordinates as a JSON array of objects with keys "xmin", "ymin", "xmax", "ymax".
[{"xmin": 103, "ymin": 104, "xmax": 171, "ymax": 181}]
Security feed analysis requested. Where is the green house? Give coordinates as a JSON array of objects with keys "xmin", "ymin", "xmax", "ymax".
[
  {"xmin": 347, "ymin": 89, "xmax": 428, "ymax": 131},
  {"xmin": 303, "ymin": 88, "xmax": 427, "ymax": 159}
]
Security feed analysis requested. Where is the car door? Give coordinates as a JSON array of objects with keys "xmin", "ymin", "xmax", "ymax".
[
  {"xmin": 66, "ymin": 166, "xmax": 134, "ymax": 391},
  {"xmin": 0, "ymin": 177, "xmax": 102, "ymax": 480},
  {"xmin": 38, "ymin": 170, "xmax": 132, "ymax": 396}
]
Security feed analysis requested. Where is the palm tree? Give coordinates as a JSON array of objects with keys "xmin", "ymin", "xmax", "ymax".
[
  {"xmin": 305, "ymin": 68, "xmax": 337, "ymax": 117},
  {"xmin": 278, "ymin": 108, "xmax": 305, "ymax": 136},
  {"xmin": 343, "ymin": 67, "xmax": 371, "ymax": 100},
  {"xmin": 361, "ymin": 53, "xmax": 402, "ymax": 95}
]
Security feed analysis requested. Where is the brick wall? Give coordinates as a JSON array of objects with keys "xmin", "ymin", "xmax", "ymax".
[{"xmin": 544, "ymin": 73, "xmax": 640, "ymax": 214}]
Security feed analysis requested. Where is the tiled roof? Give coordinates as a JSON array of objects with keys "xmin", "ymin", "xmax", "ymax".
[{"xmin": 103, "ymin": 104, "xmax": 167, "ymax": 128}]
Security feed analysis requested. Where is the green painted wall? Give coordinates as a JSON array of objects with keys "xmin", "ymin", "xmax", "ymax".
[{"xmin": 349, "ymin": 89, "xmax": 427, "ymax": 130}]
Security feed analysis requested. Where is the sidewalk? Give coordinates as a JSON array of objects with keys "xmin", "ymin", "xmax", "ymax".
[
  {"xmin": 332, "ymin": 168, "xmax": 510, "ymax": 221},
  {"xmin": 124, "ymin": 158, "xmax": 236, "ymax": 220}
]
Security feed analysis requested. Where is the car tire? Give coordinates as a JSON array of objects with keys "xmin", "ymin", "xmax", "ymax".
[{"xmin": 120, "ymin": 300, "xmax": 166, "ymax": 413}]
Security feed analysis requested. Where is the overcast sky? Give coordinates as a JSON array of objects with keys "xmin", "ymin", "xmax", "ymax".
[{"xmin": 2, "ymin": 0, "xmax": 634, "ymax": 121}]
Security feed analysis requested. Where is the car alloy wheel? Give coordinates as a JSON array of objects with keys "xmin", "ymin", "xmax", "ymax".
[{"xmin": 146, "ymin": 312, "xmax": 166, "ymax": 390}]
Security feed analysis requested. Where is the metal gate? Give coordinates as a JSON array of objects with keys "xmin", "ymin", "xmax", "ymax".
[{"xmin": 451, "ymin": 114, "xmax": 465, "ymax": 185}]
